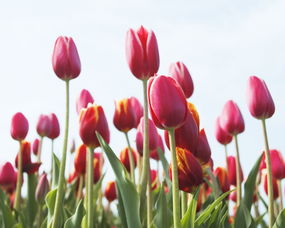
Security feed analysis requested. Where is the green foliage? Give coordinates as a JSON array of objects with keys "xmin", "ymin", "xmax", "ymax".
[{"xmin": 64, "ymin": 200, "xmax": 85, "ymax": 228}]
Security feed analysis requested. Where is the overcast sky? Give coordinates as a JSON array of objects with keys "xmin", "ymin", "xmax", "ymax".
[{"xmin": 0, "ymin": 0, "xmax": 285, "ymax": 186}]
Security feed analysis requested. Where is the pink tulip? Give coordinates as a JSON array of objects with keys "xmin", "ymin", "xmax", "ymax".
[
  {"xmin": 76, "ymin": 89, "xmax": 94, "ymax": 114},
  {"xmin": 227, "ymin": 156, "xmax": 244, "ymax": 186},
  {"xmin": 169, "ymin": 61, "xmax": 194, "ymax": 98},
  {"xmin": 11, "ymin": 112, "xmax": 29, "ymax": 141},
  {"xmin": 247, "ymin": 76, "xmax": 275, "ymax": 119},
  {"xmin": 47, "ymin": 113, "xmax": 60, "ymax": 139},
  {"xmin": 263, "ymin": 173, "xmax": 279, "ymax": 200},
  {"xmin": 0, "ymin": 162, "xmax": 17, "ymax": 191},
  {"xmin": 130, "ymin": 97, "xmax": 143, "ymax": 128},
  {"xmin": 148, "ymin": 75, "xmax": 188, "ymax": 130},
  {"xmin": 150, "ymin": 134, "xmax": 165, "ymax": 161},
  {"xmin": 220, "ymin": 100, "xmax": 245, "ymax": 135},
  {"xmin": 32, "ymin": 138, "xmax": 40, "ymax": 156},
  {"xmin": 36, "ymin": 114, "xmax": 51, "ymax": 137},
  {"xmin": 194, "ymin": 129, "xmax": 211, "ymax": 164},
  {"xmin": 35, "ymin": 172, "xmax": 49, "ymax": 202},
  {"xmin": 52, "ymin": 36, "xmax": 81, "ymax": 81},
  {"xmin": 126, "ymin": 26, "xmax": 159, "ymax": 80},
  {"xmin": 215, "ymin": 117, "xmax": 233, "ymax": 145}
]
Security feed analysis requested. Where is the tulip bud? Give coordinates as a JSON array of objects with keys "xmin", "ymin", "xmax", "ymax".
[
  {"xmin": 113, "ymin": 98, "xmax": 136, "ymax": 132},
  {"xmin": 169, "ymin": 147, "xmax": 203, "ymax": 193},
  {"xmin": 148, "ymin": 75, "xmax": 188, "ymax": 129},
  {"xmin": 169, "ymin": 61, "xmax": 194, "ymax": 98},
  {"xmin": 229, "ymin": 190, "xmax": 237, "ymax": 202},
  {"xmin": 79, "ymin": 103, "xmax": 110, "ymax": 148},
  {"xmin": 215, "ymin": 117, "xmax": 233, "ymax": 145},
  {"xmin": 0, "ymin": 162, "xmax": 17, "ymax": 191},
  {"xmin": 214, "ymin": 167, "xmax": 230, "ymax": 193},
  {"xmin": 125, "ymin": 26, "xmax": 159, "ymax": 80},
  {"xmin": 35, "ymin": 172, "xmax": 49, "ymax": 202},
  {"xmin": 36, "ymin": 114, "xmax": 51, "ymax": 137},
  {"xmin": 11, "ymin": 112, "xmax": 29, "ymax": 141},
  {"xmin": 246, "ymin": 76, "xmax": 275, "ymax": 119},
  {"xmin": 194, "ymin": 129, "xmax": 211, "ymax": 164},
  {"xmin": 136, "ymin": 117, "xmax": 158, "ymax": 156},
  {"xmin": 220, "ymin": 100, "xmax": 245, "ymax": 135},
  {"xmin": 104, "ymin": 181, "xmax": 117, "ymax": 202},
  {"xmin": 263, "ymin": 173, "xmax": 279, "ymax": 199},
  {"xmin": 74, "ymin": 144, "xmax": 87, "ymax": 175},
  {"xmin": 94, "ymin": 152, "xmax": 104, "ymax": 184},
  {"xmin": 47, "ymin": 113, "xmax": 60, "ymax": 140},
  {"xmin": 130, "ymin": 97, "xmax": 143, "ymax": 128},
  {"xmin": 52, "ymin": 36, "xmax": 81, "ymax": 81},
  {"xmin": 76, "ymin": 89, "xmax": 94, "ymax": 114},
  {"xmin": 120, "ymin": 147, "xmax": 137, "ymax": 172},
  {"xmin": 150, "ymin": 134, "xmax": 165, "ymax": 161},
  {"xmin": 227, "ymin": 156, "xmax": 244, "ymax": 186},
  {"xmin": 150, "ymin": 169, "xmax": 159, "ymax": 191},
  {"xmin": 32, "ymin": 138, "xmax": 40, "ymax": 156}
]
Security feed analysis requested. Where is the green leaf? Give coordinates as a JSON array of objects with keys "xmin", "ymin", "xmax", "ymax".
[
  {"xmin": 234, "ymin": 201, "xmax": 253, "ymax": 228},
  {"xmin": 52, "ymin": 153, "xmax": 60, "ymax": 189},
  {"xmin": 243, "ymin": 154, "xmax": 263, "ymax": 211},
  {"xmin": 154, "ymin": 186, "xmax": 170, "ymax": 228},
  {"xmin": 116, "ymin": 186, "xmax": 128, "ymax": 228},
  {"xmin": 26, "ymin": 174, "xmax": 38, "ymax": 227},
  {"xmin": 46, "ymin": 188, "xmax": 63, "ymax": 228},
  {"xmin": 0, "ymin": 188, "xmax": 16, "ymax": 228},
  {"xmin": 181, "ymin": 188, "xmax": 200, "ymax": 228},
  {"xmin": 97, "ymin": 132, "xmax": 142, "ymax": 228},
  {"xmin": 64, "ymin": 200, "xmax": 85, "ymax": 228},
  {"xmin": 273, "ymin": 208, "xmax": 285, "ymax": 228}
]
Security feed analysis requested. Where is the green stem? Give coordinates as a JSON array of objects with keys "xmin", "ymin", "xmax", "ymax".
[
  {"xmin": 278, "ymin": 180, "xmax": 283, "ymax": 212},
  {"xmin": 224, "ymin": 145, "xmax": 228, "ymax": 172},
  {"xmin": 52, "ymin": 80, "xmax": 70, "ymax": 228},
  {"xmin": 50, "ymin": 139, "xmax": 54, "ymax": 188},
  {"xmin": 233, "ymin": 135, "xmax": 242, "ymax": 207},
  {"xmin": 168, "ymin": 128, "xmax": 181, "ymax": 228},
  {"xmin": 37, "ymin": 204, "xmax": 43, "ymax": 228},
  {"xmin": 76, "ymin": 175, "xmax": 84, "ymax": 206},
  {"xmin": 262, "ymin": 119, "xmax": 274, "ymax": 227},
  {"xmin": 14, "ymin": 141, "xmax": 23, "ymax": 211},
  {"xmin": 27, "ymin": 174, "xmax": 38, "ymax": 227},
  {"xmin": 147, "ymin": 172, "xmax": 152, "ymax": 228},
  {"xmin": 125, "ymin": 132, "xmax": 135, "ymax": 184},
  {"xmin": 87, "ymin": 146, "xmax": 94, "ymax": 228},
  {"xmin": 181, "ymin": 192, "xmax": 187, "ymax": 217},
  {"xmin": 37, "ymin": 136, "xmax": 43, "ymax": 163}
]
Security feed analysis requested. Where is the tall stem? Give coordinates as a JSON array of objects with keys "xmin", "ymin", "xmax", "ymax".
[
  {"xmin": 278, "ymin": 180, "xmax": 283, "ymax": 212},
  {"xmin": 50, "ymin": 139, "xmax": 54, "ymax": 188},
  {"xmin": 147, "ymin": 174, "xmax": 152, "ymax": 228},
  {"xmin": 262, "ymin": 119, "xmax": 274, "ymax": 227},
  {"xmin": 52, "ymin": 80, "xmax": 70, "ymax": 228},
  {"xmin": 168, "ymin": 128, "xmax": 181, "ymax": 228},
  {"xmin": 125, "ymin": 132, "xmax": 135, "ymax": 184},
  {"xmin": 87, "ymin": 147, "xmax": 94, "ymax": 228},
  {"xmin": 224, "ymin": 145, "xmax": 228, "ymax": 172},
  {"xmin": 37, "ymin": 136, "xmax": 43, "ymax": 163},
  {"xmin": 233, "ymin": 135, "xmax": 242, "ymax": 207},
  {"xmin": 14, "ymin": 141, "xmax": 23, "ymax": 211}
]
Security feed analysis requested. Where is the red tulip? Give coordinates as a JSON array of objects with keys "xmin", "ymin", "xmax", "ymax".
[
  {"xmin": 247, "ymin": 76, "xmax": 275, "ymax": 119},
  {"xmin": 113, "ymin": 98, "xmax": 136, "ymax": 132},
  {"xmin": 76, "ymin": 89, "xmax": 94, "ymax": 114},
  {"xmin": 220, "ymin": 100, "xmax": 245, "ymax": 135},
  {"xmin": 32, "ymin": 138, "xmax": 40, "ymax": 156},
  {"xmin": 194, "ymin": 129, "xmax": 211, "ymax": 164},
  {"xmin": 94, "ymin": 152, "xmax": 104, "ymax": 183},
  {"xmin": 150, "ymin": 134, "xmax": 164, "ymax": 161},
  {"xmin": 230, "ymin": 188, "xmax": 257, "ymax": 203},
  {"xmin": 120, "ymin": 147, "xmax": 137, "ymax": 172},
  {"xmin": 136, "ymin": 117, "xmax": 158, "ymax": 156},
  {"xmin": 52, "ymin": 36, "xmax": 81, "ymax": 81},
  {"xmin": 35, "ymin": 172, "xmax": 49, "ymax": 202},
  {"xmin": 47, "ymin": 113, "xmax": 60, "ymax": 139},
  {"xmin": 105, "ymin": 181, "xmax": 117, "ymax": 202},
  {"xmin": 214, "ymin": 167, "xmax": 230, "ymax": 193},
  {"xmin": 188, "ymin": 103, "xmax": 200, "ymax": 129},
  {"xmin": 79, "ymin": 103, "xmax": 110, "ymax": 148},
  {"xmin": 169, "ymin": 61, "xmax": 194, "ymax": 98},
  {"xmin": 148, "ymin": 75, "xmax": 188, "ymax": 129},
  {"xmin": 215, "ymin": 117, "xmax": 233, "ymax": 145},
  {"xmin": 227, "ymin": 156, "xmax": 244, "ymax": 186},
  {"xmin": 36, "ymin": 114, "xmax": 51, "ymax": 137},
  {"xmin": 11, "ymin": 112, "xmax": 29, "ymax": 141},
  {"xmin": 0, "ymin": 162, "xmax": 17, "ymax": 192},
  {"xmin": 150, "ymin": 169, "xmax": 159, "ymax": 190},
  {"xmin": 130, "ymin": 97, "xmax": 143, "ymax": 128},
  {"xmin": 125, "ymin": 25, "xmax": 159, "ymax": 80},
  {"xmin": 74, "ymin": 144, "xmax": 87, "ymax": 175},
  {"xmin": 264, "ymin": 173, "xmax": 279, "ymax": 199},
  {"xmin": 67, "ymin": 170, "xmax": 78, "ymax": 184},
  {"xmin": 15, "ymin": 141, "xmax": 41, "ymax": 174},
  {"xmin": 169, "ymin": 147, "xmax": 203, "ymax": 193}
]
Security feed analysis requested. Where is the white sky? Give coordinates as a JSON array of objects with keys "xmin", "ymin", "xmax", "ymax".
[{"xmin": 0, "ymin": 0, "xmax": 285, "ymax": 187}]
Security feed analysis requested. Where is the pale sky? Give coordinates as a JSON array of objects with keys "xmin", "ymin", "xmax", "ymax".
[{"xmin": 0, "ymin": 0, "xmax": 285, "ymax": 187}]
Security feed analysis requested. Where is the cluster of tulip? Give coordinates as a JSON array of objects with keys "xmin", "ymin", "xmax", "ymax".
[{"xmin": 0, "ymin": 25, "xmax": 285, "ymax": 228}]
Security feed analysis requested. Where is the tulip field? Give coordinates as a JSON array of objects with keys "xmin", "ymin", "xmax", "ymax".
[{"xmin": 1, "ymin": 24, "xmax": 285, "ymax": 228}]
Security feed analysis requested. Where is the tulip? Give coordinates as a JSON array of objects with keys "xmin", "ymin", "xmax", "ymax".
[
  {"xmin": 52, "ymin": 36, "xmax": 81, "ymax": 81},
  {"xmin": 264, "ymin": 173, "xmax": 279, "ymax": 200},
  {"xmin": 214, "ymin": 167, "xmax": 230, "ymax": 193},
  {"xmin": 150, "ymin": 169, "xmax": 158, "ymax": 191},
  {"xmin": 227, "ymin": 156, "xmax": 244, "ymax": 186},
  {"xmin": 93, "ymin": 152, "xmax": 104, "ymax": 184},
  {"xmin": 67, "ymin": 170, "xmax": 78, "ymax": 184},
  {"xmin": 79, "ymin": 103, "xmax": 110, "ymax": 148},
  {"xmin": 247, "ymin": 76, "xmax": 275, "ymax": 119},
  {"xmin": 104, "ymin": 181, "xmax": 117, "ymax": 202},
  {"xmin": 193, "ymin": 129, "xmax": 211, "ymax": 164},
  {"xmin": 76, "ymin": 89, "xmax": 94, "ymax": 114},
  {"xmin": 10, "ymin": 112, "xmax": 29, "ymax": 141},
  {"xmin": 150, "ymin": 134, "xmax": 164, "ymax": 161},
  {"xmin": 148, "ymin": 75, "xmax": 188, "ymax": 130},
  {"xmin": 74, "ymin": 144, "xmax": 87, "ymax": 175},
  {"xmin": 0, "ymin": 162, "xmax": 17, "ymax": 192},
  {"xmin": 125, "ymin": 25, "xmax": 159, "ymax": 80},
  {"xmin": 130, "ymin": 97, "xmax": 143, "ymax": 128},
  {"xmin": 188, "ymin": 102, "xmax": 200, "ymax": 129},
  {"xmin": 36, "ymin": 114, "xmax": 51, "ymax": 137},
  {"xmin": 169, "ymin": 147, "xmax": 203, "ymax": 193},
  {"xmin": 215, "ymin": 117, "xmax": 232, "ymax": 145},
  {"xmin": 120, "ymin": 147, "xmax": 137, "ymax": 173},
  {"xmin": 35, "ymin": 172, "xmax": 49, "ymax": 202},
  {"xmin": 169, "ymin": 61, "xmax": 194, "ymax": 98},
  {"xmin": 113, "ymin": 98, "xmax": 136, "ymax": 132},
  {"xmin": 32, "ymin": 138, "xmax": 40, "ymax": 156},
  {"xmin": 47, "ymin": 113, "xmax": 60, "ymax": 140}
]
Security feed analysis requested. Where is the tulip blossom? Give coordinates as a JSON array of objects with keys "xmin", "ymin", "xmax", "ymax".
[
  {"xmin": 35, "ymin": 172, "xmax": 49, "ymax": 202},
  {"xmin": 194, "ymin": 129, "xmax": 212, "ymax": 164},
  {"xmin": 188, "ymin": 103, "xmax": 200, "ymax": 129},
  {"xmin": 125, "ymin": 25, "xmax": 159, "ymax": 80},
  {"xmin": 113, "ymin": 98, "xmax": 136, "ymax": 132},
  {"xmin": 47, "ymin": 113, "xmax": 60, "ymax": 140},
  {"xmin": 215, "ymin": 117, "xmax": 232, "ymax": 145},
  {"xmin": 247, "ymin": 76, "xmax": 275, "ymax": 119},
  {"xmin": 264, "ymin": 173, "xmax": 279, "ymax": 200},
  {"xmin": 76, "ymin": 89, "xmax": 94, "ymax": 114},
  {"xmin": 67, "ymin": 170, "xmax": 78, "ymax": 184},
  {"xmin": 150, "ymin": 134, "xmax": 165, "ymax": 161},
  {"xmin": 74, "ymin": 144, "xmax": 87, "ymax": 175},
  {"xmin": 136, "ymin": 117, "xmax": 158, "ymax": 156},
  {"xmin": 36, "ymin": 114, "xmax": 51, "ymax": 137},
  {"xmin": 227, "ymin": 156, "xmax": 244, "ymax": 186},
  {"xmin": 169, "ymin": 147, "xmax": 203, "ymax": 193},
  {"xmin": 130, "ymin": 97, "xmax": 143, "ymax": 128},
  {"xmin": 11, "ymin": 112, "xmax": 29, "ymax": 141},
  {"xmin": 120, "ymin": 147, "xmax": 137, "ymax": 172},
  {"xmin": 148, "ymin": 75, "xmax": 188, "ymax": 130},
  {"xmin": 150, "ymin": 169, "xmax": 159, "ymax": 190},
  {"xmin": 105, "ymin": 181, "xmax": 117, "ymax": 202},
  {"xmin": 0, "ymin": 162, "xmax": 17, "ymax": 192},
  {"xmin": 214, "ymin": 167, "xmax": 230, "ymax": 193},
  {"xmin": 220, "ymin": 100, "xmax": 245, "ymax": 135},
  {"xmin": 32, "ymin": 138, "xmax": 40, "ymax": 156},
  {"xmin": 79, "ymin": 103, "xmax": 110, "ymax": 148},
  {"xmin": 169, "ymin": 61, "xmax": 194, "ymax": 98},
  {"xmin": 52, "ymin": 36, "xmax": 81, "ymax": 81},
  {"xmin": 94, "ymin": 152, "xmax": 104, "ymax": 184}
]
